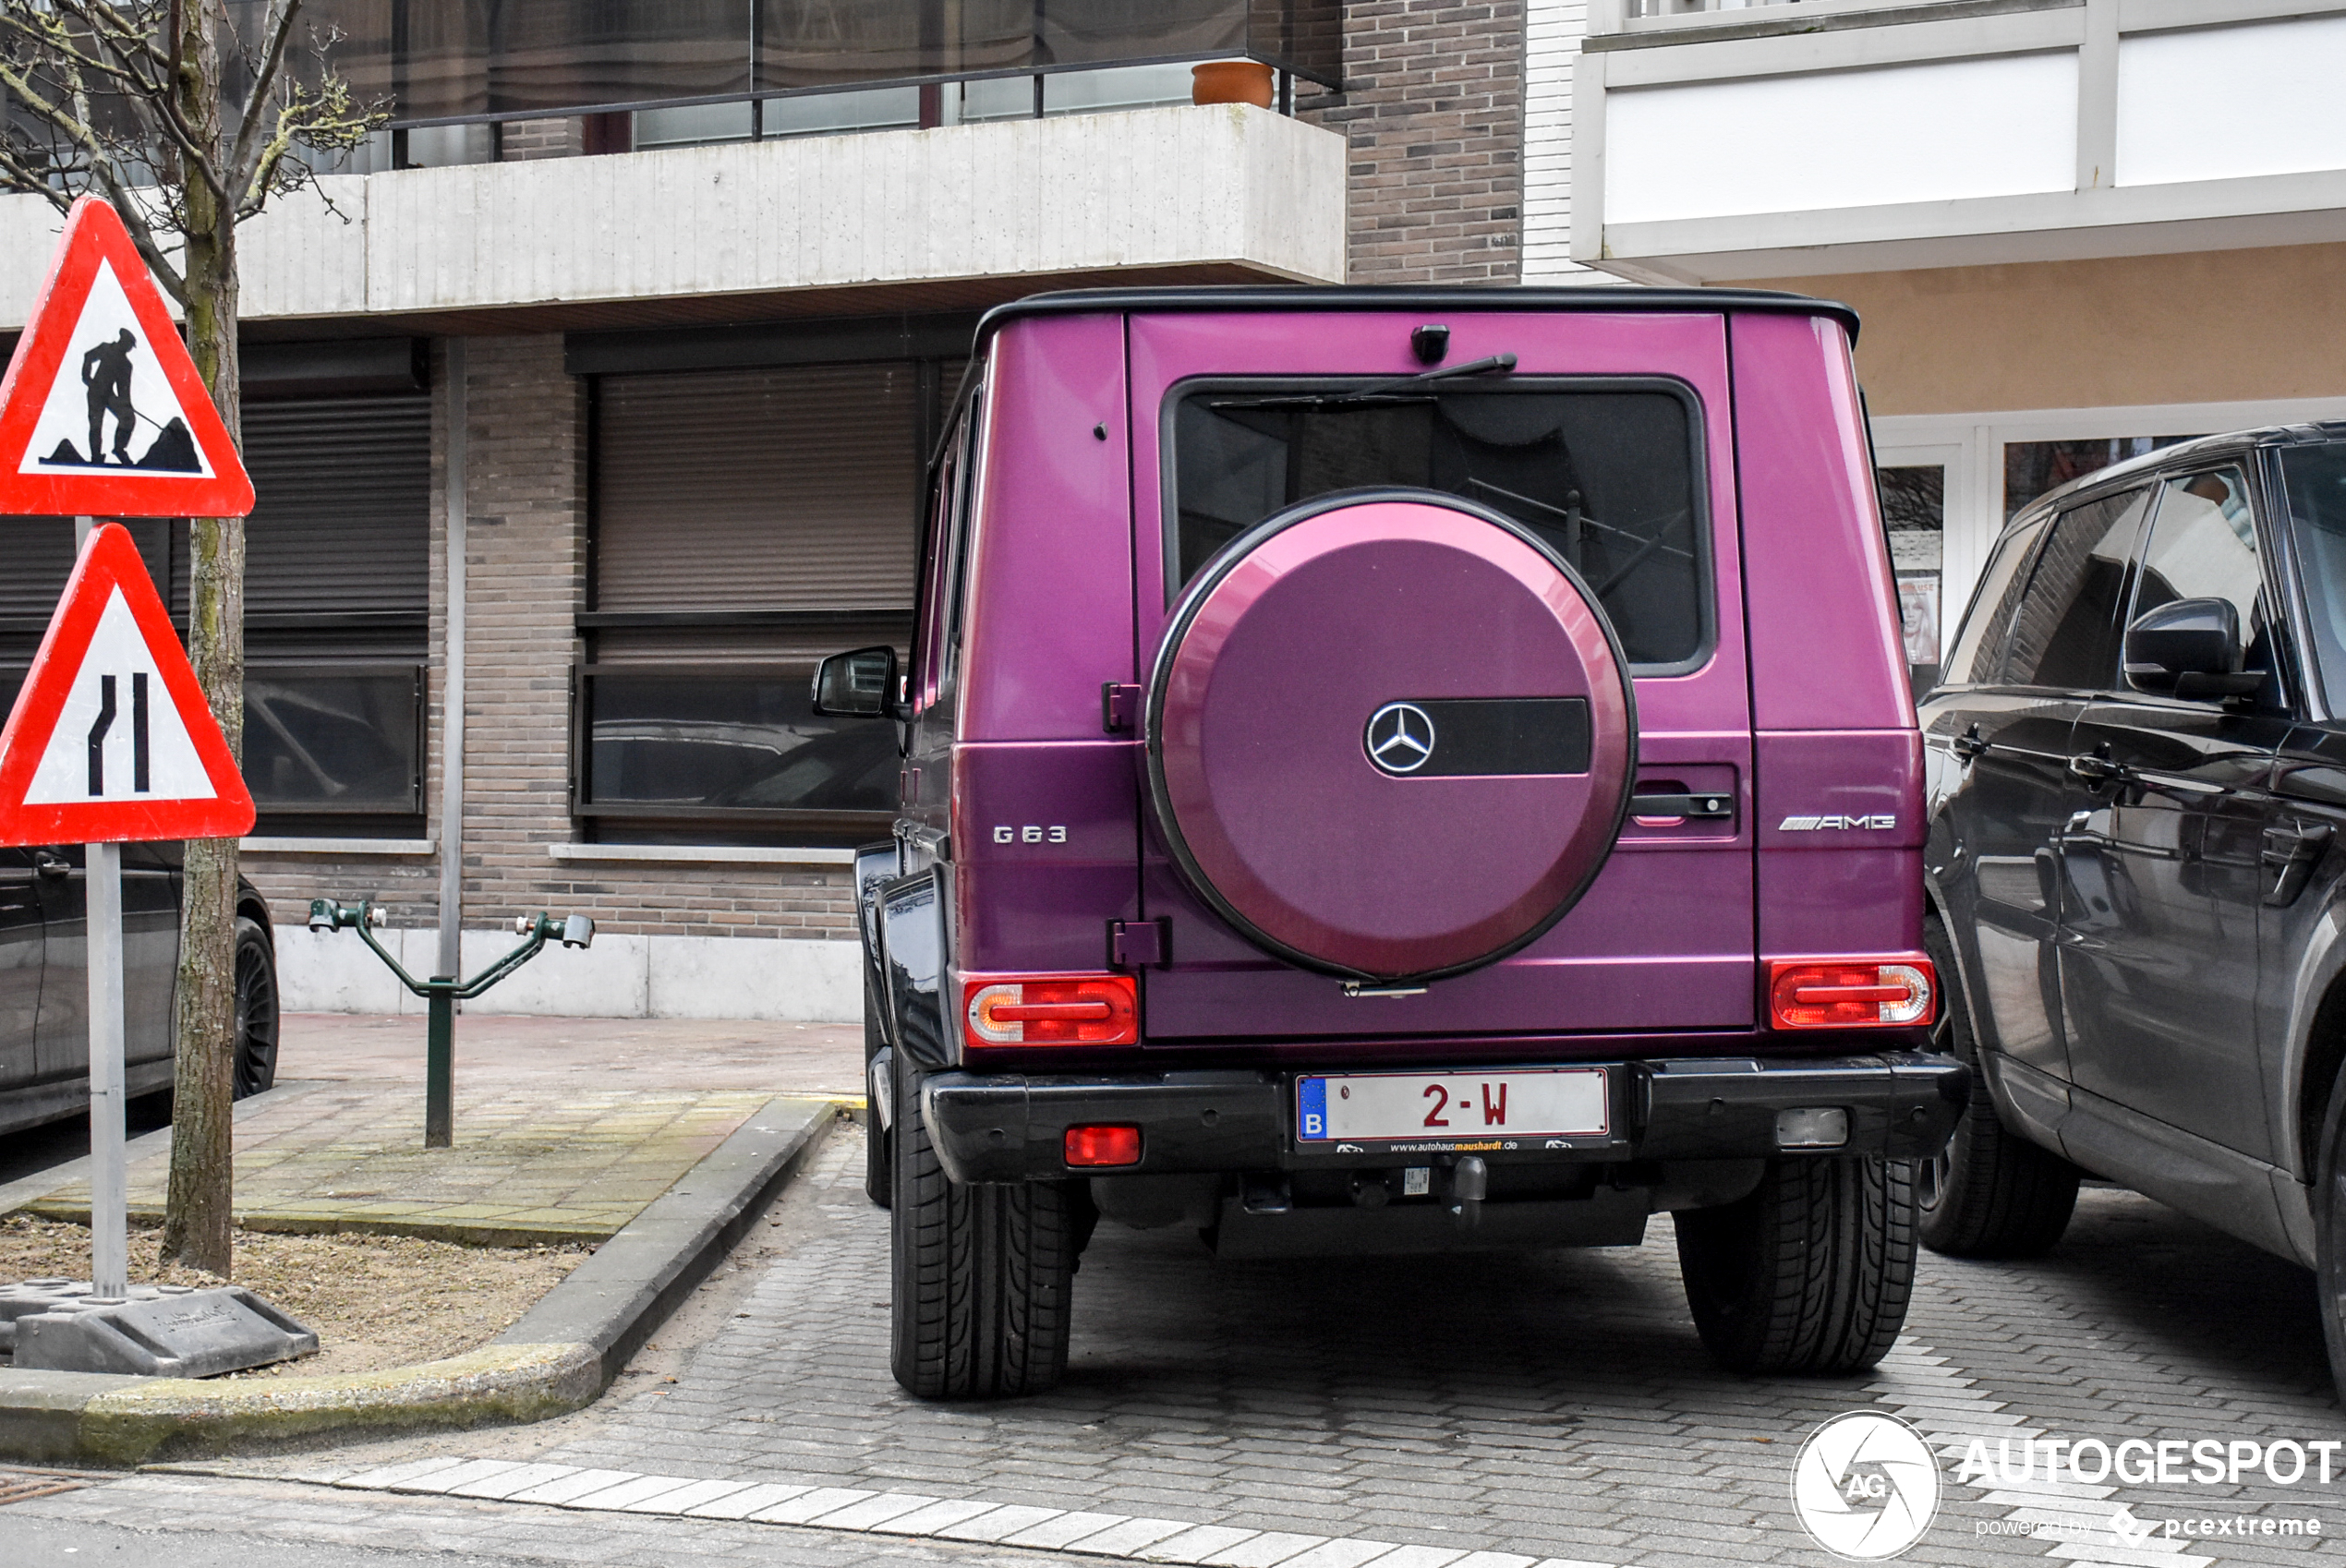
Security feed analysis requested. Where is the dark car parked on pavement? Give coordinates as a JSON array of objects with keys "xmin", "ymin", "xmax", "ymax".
[
  {"xmin": 828, "ymin": 285, "xmax": 1969, "ymax": 1401},
  {"xmin": 1921, "ymin": 422, "xmax": 2346, "ymax": 1393},
  {"xmin": 0, "ymin": 843, "xmax": 277, "ymax": 1137}
]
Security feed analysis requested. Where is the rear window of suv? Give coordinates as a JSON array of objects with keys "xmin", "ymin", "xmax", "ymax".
[{"xmin": 1170, "ymin": 381, "xmax": 1709, "ymax": 671}]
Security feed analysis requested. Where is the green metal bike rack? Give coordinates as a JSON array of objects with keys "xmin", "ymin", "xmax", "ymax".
[{"xmin": 308, "ymin": 899, "xmax": 596, "ymax": 1148}]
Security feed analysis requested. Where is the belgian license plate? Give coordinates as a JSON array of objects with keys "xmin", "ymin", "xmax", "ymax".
[{"xmin": 1295, "ymin": 1067, "xmax": 1610, "ymax": 1144}]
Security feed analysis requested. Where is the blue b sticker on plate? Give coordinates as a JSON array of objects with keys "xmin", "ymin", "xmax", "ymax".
[{"xmin": 1297, "ymin": 1077, "xmax": 1328, "ymax": 1140}]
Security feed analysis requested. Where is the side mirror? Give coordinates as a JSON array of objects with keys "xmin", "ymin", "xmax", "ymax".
[
  {"xmin": 811, "ymin": 645, "xmax": 899, "ymax": 718},
  {"xmin": 2122, "ymin": 597, "xmax": 2262, "ymax": 699}
]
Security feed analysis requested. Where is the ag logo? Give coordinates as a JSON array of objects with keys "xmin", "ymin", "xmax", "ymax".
[
  {"xmin": 1790, "ymin": 1411, "xmax": 1941, "ymax": 1561},
  {"xmin": 1364, "ymin": 702, "xmax": 1436, "ymax": 776}
]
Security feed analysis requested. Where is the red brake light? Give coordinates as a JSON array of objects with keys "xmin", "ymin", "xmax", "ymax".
[
  {"xmin": 1768, "ymin": 958, "xmax": 1935, "ymax": 1030},
  {"xmin": 1064, "ymin": 1124, "xmax": 1142, "ymax": 1167},
  {"xmin": 965, "ymin": 975, "xmax": 1139, "ymax": 1046}
]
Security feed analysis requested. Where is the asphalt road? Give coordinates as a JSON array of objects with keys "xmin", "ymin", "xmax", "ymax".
[{"xmin": 0, "ymin": 1090, "xmax": 170, "ymax": 1188}]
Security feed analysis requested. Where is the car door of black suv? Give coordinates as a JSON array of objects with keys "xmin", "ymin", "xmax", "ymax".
[
  {"xmin": 1929, "ymin": 492, "xmax": 2146, "ymax": 1121},
  {"xmin": 2062, "ymin": 464, "xmax": 2290, "ymax": 1168}
]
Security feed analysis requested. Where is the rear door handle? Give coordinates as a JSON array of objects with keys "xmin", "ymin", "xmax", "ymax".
[
  {"xmin": 2068, "ymin": 752, "xmax": 2122, "ymax": 783},
  {"xmin": 2261, "ymin": 820, "xmax": 2334, "ymax": 907},
  {"xmin": 1627, "ymin": 792, "xmax": 1734, "ymax": 821},
  {"xmin": 31, "ymin": 850, "xmax": 68, "ymax": 879}
]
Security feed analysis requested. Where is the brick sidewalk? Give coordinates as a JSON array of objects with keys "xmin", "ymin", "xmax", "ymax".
[{"xmin": 16, "ymin": 1012, "xmax": 864, "ymax": 1244}]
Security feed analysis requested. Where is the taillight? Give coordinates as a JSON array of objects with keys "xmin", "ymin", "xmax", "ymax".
[
  {"xmin": 964, "ymin": 974, "xmax": 1139, "ymax": 1047},
  {"xmin": 1064, "ymin": 1125, "xmax": 1142, "ymax": 1167},
  {"xmin": 1768, "ymin": 958, "xmax": 1935, "ymax": 1030}
]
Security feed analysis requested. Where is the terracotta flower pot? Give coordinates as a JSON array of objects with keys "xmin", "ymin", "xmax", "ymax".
[{"xmin": 1191, "ymin": 60, "xmax": 1276, "ymax": 109}]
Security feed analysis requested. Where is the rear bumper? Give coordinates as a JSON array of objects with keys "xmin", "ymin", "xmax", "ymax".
[{"xmin": 919, "ymin": 1051, "xmax": 1969, "ymax": 1185}]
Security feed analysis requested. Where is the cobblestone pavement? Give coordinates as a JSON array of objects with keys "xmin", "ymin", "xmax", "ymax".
[{"xmin": 71, "ymin": 1128, "xmax": 2314, "ymax": 1568}]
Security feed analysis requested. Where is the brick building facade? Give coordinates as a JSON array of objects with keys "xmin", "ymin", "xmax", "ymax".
[
  {"xmin": 1, "ymin": 5, "xmax": 1563, "ymax": 1021},
  {"xmin": 1305, "ymin": 0, "xmax": 1528, "ymax": 284}
]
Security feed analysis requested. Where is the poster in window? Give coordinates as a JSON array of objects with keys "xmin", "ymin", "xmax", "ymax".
[{"xmin": 1896, "ymin": 573, "xmax": 1941, "ymax": 668}]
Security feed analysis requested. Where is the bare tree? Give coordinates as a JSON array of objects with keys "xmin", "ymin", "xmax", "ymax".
[{"xmin": 0, "ymin": 1, "xmax": 380, "ymax": 1274}]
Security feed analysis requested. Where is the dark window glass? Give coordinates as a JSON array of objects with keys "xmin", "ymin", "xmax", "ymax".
[
  {"xmin": 1172, "ymin": 385, "xmax": 1707, "ymax": 669},
  {"xmin": 2130, "ymin": 466, "xmax": 2277, "ymax": 701},
  {"xmin": 1941, "ymin": 519, "xmax": 2044, "ymax": 687},
  {"xmin": 584, "ymin": 669, "xmax": 899, "ymax": 817},
  {"xmin": 2003, "ymin": 488, "xmax": 2154, "ymax": 691},
  {"xmin": 244, "ymin": 669, "xmax": 423, "ymax": 813},
  {"xmin": 2281, "ymin": 445, "xmax": 2346, "ymax": 707},
  {"xmin": 308, "ymin": 0, "xmax": 1341, "ymax": 125}
]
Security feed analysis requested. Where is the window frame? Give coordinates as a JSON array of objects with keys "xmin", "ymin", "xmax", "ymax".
[
  {"xmin": 1936, "ymin": 513, "xmax": 2048, "ymax": 692},
  {"xmin": 911, "ymin": 375, "xmax": 986, "ymax": 718},
  {"xmin": 569, "ymin": 657, "xmax": 900, "ymax": 836},
  {"xmin": 575, "ymin": 351, "xmax": 961, "ymax": 843},
  {"xmin": 243, "ymin": 658, "xmax": 428, "ymax": 818},
  {"xmin": 1156, "ymin": 373, "xmax": 1719, "ymax": 678},
  {"xmin": 1995, "ymin": 485, "xmax": 2157, "ymax": 695},
  {"xmin": 2118, "ymin": 459, "xmax": 2298, "ymax": 715}
]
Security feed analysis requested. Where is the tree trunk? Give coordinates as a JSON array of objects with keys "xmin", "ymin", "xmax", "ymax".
[{"xmin": 160, "ymin": 4, "xmax": 243, "ymax": 1278}]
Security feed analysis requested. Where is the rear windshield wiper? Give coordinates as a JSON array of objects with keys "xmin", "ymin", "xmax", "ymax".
[{"xmin": 1206, "ymin": 353, "xmax": 1518, "ymax": 412}]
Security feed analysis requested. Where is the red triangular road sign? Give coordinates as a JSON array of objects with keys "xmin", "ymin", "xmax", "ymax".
[
  {"xmin": 0, "ymin": 523, "xmax": 254, "ymax": 844},
  {"xmin": 0, "ymin": 197, "xmax": 253, "ymax": 517}
]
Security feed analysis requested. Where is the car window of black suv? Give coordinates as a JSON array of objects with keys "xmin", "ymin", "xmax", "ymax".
[
  {"xmin": 2003, "ymin": 487, "xmax": 2156, "ymax": 694},
  {"xmin": 2129, "ymin": 465, "xmax": 2288, "ymax": 709}
]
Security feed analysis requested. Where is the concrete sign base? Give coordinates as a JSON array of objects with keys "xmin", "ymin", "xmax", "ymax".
[{"xmin": 1, "ymin": 1278, "xmax": 317, "ymax": 1377}]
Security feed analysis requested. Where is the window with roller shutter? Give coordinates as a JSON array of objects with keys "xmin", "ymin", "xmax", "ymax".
[
  {"xmin": 578, "ymin": 358, "xmax": 954, "ymax": 846},
  {"xmin": 0, "ymin": 393, "xmax": 431, "ymax": 834}
]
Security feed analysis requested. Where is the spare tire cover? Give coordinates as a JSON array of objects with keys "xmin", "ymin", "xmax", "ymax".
[{"xmin": 1146, "ymin": 490, "xmax": 1637, "ymax": 983}]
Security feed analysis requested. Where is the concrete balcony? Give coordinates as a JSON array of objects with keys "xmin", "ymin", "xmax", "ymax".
[
  {"xmin": 0, "ymin": 103, "xmax": 1346, "ymax": 332},
  {"xmin": 1576, "ymin": 0, "xmax": 2346, "ymax": 283}
]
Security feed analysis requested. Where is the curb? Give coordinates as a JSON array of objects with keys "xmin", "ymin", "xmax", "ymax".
[{"xmin": 0, "ymin": 1092, "xmax": 841, "ymax": 1465}]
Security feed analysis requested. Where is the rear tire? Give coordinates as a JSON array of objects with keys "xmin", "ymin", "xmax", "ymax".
[
  {"xmin": 1675, "ymin": 1155, "xmax": 1917, "ymax": 1375},
  {"xmin": 1917, "ymin": 912, "xmax": 2078, "ymax": 1258},
  {"xmin": 864, "ymin": 977, "xmax": 891, "ymax": 1210},
  {"xmin": 231, "ymin": 916, "xmax": 279, "ymax": 1101},
  {"xmin": 889, "ymin": 1055, "xmax": 1077, "ymax": 1399}
]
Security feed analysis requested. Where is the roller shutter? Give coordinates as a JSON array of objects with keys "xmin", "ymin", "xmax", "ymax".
[
  {"xmin": 243, "ymin": 395, "xmax": 432, "ymax": 630},
  {"xmin": 593, "ymin": 362, "xmax": 922, "ymax": 623}
]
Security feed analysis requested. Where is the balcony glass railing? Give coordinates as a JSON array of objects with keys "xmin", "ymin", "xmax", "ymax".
[
  {"xmin": 1612, "ymin": 0, "xmax": 1933, "ymax": 23},
  {"xmin": 262, "ymin": 0, "xmax": 1338, "ymax": 128}
]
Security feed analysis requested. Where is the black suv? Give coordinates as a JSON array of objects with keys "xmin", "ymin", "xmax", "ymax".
[
  {"xmin": 0, "ymin": 845, "xmax": 278, "ymax": 1137},
  {"xmin": 1921, "ymin": 424, "xmax": 2346, "ymax": 1391}
]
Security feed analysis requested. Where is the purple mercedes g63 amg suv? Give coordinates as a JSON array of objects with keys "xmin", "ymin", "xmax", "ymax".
[{"xmin": 816, "ymin": 287, "xmax": 1967, "ymax": 1400}]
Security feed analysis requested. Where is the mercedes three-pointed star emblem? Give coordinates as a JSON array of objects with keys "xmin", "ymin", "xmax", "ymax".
[{"xmin": 1364, "ymin": 701, "xmax": 1437, "ymax": 775}]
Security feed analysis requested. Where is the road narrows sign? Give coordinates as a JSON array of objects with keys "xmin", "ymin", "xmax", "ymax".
[
  {"xmin": 0, "ymin": 196, "xmax": 252, "ymax": 517},
  {"xmin": 0, "ymin": 522, "xmax": 254, "ymax": 845}
]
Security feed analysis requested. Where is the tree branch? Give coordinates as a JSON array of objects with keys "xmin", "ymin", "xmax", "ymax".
[{"xmin": 226, "ymin": 0, "xmax": 301, "ymax": 192}]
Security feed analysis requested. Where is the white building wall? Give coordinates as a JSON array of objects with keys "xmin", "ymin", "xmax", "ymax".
[
  {"xmin": 1602, "ymin": 53, "xmax": 2079, "ymax": 226},
  {"xmin": 0, "ymin": 103, "xmax": 1348, "ymax": 330},
  {"xmin": 1522, "ymin": 0, "xmax": 1602, "ymax": 283}
]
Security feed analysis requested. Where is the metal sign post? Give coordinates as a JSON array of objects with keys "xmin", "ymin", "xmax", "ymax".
[
  {"xmin": 86, "ymin": 838, "xmax": 126, "ymax": 1297},
  {"xmin": 68, "ymin": 513, "xmax": 128, "ymax": 1298}
]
